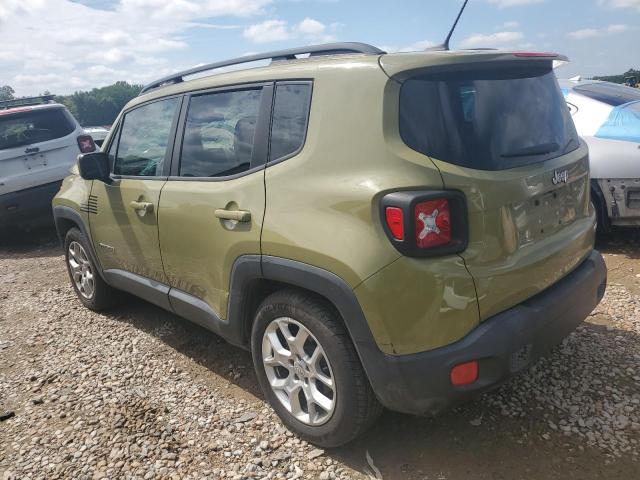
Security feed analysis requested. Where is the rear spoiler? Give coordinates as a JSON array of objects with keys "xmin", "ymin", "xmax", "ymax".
[
  {"xmin": 379, "ymin": 51, "xmax": 569, "ymax": 81},
  {"xmin": 0, "ymin": 94, "xmax": 56, "ymax": 110}
]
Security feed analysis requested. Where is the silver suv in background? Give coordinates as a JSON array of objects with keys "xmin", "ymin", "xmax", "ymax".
[
  {"xmin": 560, "ymin": 79, "xmax": 640, "ymax": 231},
  {"xmin": 0, "ymin": 95, "xmax": 96, "ymax": 232}
]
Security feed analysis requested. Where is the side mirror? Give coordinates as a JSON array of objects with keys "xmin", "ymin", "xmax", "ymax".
[{"xmin": 77, "ymin": 152, "xmax": 111, "ymax": 183}]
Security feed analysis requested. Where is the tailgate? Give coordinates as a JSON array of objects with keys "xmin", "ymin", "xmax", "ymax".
[
  {"xmin": 390, "ymin": 51, "xmax": 596, "ymax": 320},
  {"xmin": 1, "ymin": 106, "xmax": 80, "ymax": 195},
  {"xmin": 435, "ymin": 146, "xmax": 594, "ymax": 320},
  {"xmin": 0, "ymin": 142, "xmax": 79, "ymax": 195}
]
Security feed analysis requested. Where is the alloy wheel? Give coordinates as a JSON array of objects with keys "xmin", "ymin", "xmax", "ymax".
[
  {"xmin": 261, "ymin": 317, "xmax": 336, "ymax": 426},
  {"xmin": 67, "ymin": 241, "xmax": 95, "ymax": 299}
]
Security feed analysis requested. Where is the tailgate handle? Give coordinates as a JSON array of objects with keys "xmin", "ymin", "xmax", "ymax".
[
  {"xmin": 215, "ymin": 209, "xmax": 251, "ymax": 222},
  {"xmin": 129, "ymin": 201, "xmax": 154, "ymax": 216}
]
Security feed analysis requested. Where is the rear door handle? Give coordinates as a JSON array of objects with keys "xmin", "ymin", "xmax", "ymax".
[
  {"xmin": 215, "ymin": 209, "xmax": 251, "ymax": 222},
  {"xmin": 129, "ymin": 201, "xmax": 154, "ymax": 216}
]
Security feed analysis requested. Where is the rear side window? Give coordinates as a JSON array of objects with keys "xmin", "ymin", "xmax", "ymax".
[
  {"xmin": 400, "ymin": 67, "xmax": 580, "ymax": 171},
  {"xmin": 179, "ymin": 88, "xmax": 262, "ymax": 177},
  {"xmin": 0, "ymin": 107, "xmax": 75, "ymax": 150},
  {"xmin": 113, "ymin": 97, "xmax": 179, "ymax": 177},
  {"xmin": 269, "ymin": 83, "xmax": 312, "ymax": 161},
  {"xmin": 574, "ymin": 82, "xmax": 640, "ymax": 106}
]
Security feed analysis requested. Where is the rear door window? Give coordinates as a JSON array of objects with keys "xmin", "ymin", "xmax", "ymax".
[
  {"xmin": 179, "ymin": 88, "xmax": 263, "ymax": 177},
  {"xmin": 269, "ymin": 83, "xmax": 312, "ymax": 161},
  {"xmin": 0, "ymin": 107, "xmax": 75, "ymax": 150},
  {"xmin": 400, "ymin": 67, "xmax": 580, "ymax": 171},
  {"xmin": 113, "ymin": 97, "xmax": 179, "ymax": 177}
]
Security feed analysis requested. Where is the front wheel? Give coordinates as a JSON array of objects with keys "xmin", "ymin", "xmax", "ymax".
[
  {"xmin": 251, "ymin": 289, "xmax": 382, "ymax": 447},
  {"xmin": 64, "ymin": 228, "xmax": 121, "ymax": 311}
]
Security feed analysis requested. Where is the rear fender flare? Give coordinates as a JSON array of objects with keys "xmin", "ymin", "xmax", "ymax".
[{"xmin": 229, "ymin": 255, "xmax": 394, "ymax": 402}]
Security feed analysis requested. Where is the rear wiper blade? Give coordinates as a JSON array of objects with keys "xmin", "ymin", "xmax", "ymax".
[{"xmin": 501, "ymin": 142, "xmax": 560, "ymax": 158}]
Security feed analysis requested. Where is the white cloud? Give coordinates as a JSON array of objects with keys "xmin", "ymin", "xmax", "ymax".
[
  {"xmin": 297, "ymin": 17, "xmax": 325, "ymax": 36},
  {"xmin": 382, "ymin": 40, "xmax": 436, "ymax": 53},
  {"xmin": 567, "ymin": 28, "xmax": 600, "ymax": 40},
  {"xmin": 1, "ymin": 0, "xmax": 273, "ymax": 95},
  {"xmin": 243, "ymin": 17, "xmax": 336, "ymax": 44},
  {"xmin": 243, "ymin": 19, "xmax": 290, "ymax": 43},
  {"xmin": 567, "ymin": 24, "xmax": 630, "ymax": 40},
  {"xmin": 598, "ymin": 0, "xmax": 640, "ymax": 11},
  {"xmin": 498, "ymin": 21, "xmax": 520, "ymax": 29},
  {"xmin": 607, "ymin": 24, "xmax": 629, "ymax": 33},
  {"xmin": 487, "ymin": 0, "xmax": 544, "ymax": 7},
  {"xmin": 459, "ymin": 31, "xmax": 524, "ymax": 48}
]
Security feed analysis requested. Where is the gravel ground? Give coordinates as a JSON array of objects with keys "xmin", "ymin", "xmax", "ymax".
[{"xmin": 1, "ymin": 227, "xmax": 639, "ymax": 480}]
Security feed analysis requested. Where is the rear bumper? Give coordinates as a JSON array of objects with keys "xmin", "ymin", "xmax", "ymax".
[
  {"xmin": 0, "ymin": 181, "xmax": 61, "ymax": 228},
  {"xmin": 365, "ymin": 250, "xmax": 607, "ymax": 415}
]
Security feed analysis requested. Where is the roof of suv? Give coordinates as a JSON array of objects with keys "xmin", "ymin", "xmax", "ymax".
[
  {"xmin": 132, "ymin": 51, "xmax": 383, "ymax": 108},
  {"xmin": 0, "ymin": 102, "xmax": 68, "ymax": 117},
  {"xmin": 131, "ymin": 44, "xmax": 566, "ymax": 113}
]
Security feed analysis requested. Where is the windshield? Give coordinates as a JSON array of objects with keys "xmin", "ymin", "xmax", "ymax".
[
  {"xmin": 0, "ymin": 107, "xmax": 75, "ymax": 151},
  {"xmin": 574, "ymin": 82, "xmax": 640, "ymax": 107},
  {"xmin": 399, "ymin": 66, "xmax": 580, "ymax": 171}
]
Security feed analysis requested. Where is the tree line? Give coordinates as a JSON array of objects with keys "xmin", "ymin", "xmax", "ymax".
[
  {"xmin": 0, "ymin": 82, "xmax": 142, "ymax": 126},
  {"xmin": 592, "ymin": 68, "xmax": 640, "ymax": 85}
]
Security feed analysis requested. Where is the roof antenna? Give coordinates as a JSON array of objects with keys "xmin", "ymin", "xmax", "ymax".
[{"xmin": 428, "ymin": 0, "xmax": 470, "ymax": 51}]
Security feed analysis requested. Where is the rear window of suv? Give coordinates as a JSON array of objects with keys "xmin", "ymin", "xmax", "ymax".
[
  {"xmin": 0, "ymin": 107, "xmax": 75, "ymax": 150},
  {"xmin": 399, "ymin": 66, "xmax": 580, "ymax": 171}
]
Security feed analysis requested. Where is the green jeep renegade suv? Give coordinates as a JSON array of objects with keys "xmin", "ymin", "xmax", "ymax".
[{"xmin": 53, "ymin": 43, "xmax": 607, "ymax": 447}]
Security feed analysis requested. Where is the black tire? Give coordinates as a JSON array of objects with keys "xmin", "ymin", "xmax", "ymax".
[
  {"xmin": 64, "ymin": 227, "xmax": 121, "ymax": 311},
  {"xmin": 251, "ymin": 288, "xmax": 382, "ymax": 447},
  {"xmin": 591, "ymin": 187, "xmax": 611, "ymax": 240}
]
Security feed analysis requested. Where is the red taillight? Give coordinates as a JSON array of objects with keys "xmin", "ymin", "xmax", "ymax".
[
  {"xmin": 450, "ymin": 361, "xmax": 478, "ymax": 386},
  {"xmin": 513, "ymin": 52, "xmax": 558, "ymax": 58},
  {"xmin": 385, "ymin": 207, "xmax": 404, "ymax": 240},
  {"xmin": 77, "ymin": 134, "xmax": 96, "ymax": 154},
  {"xmin": 380, "ymin": 191, "xmax": 467, "ymax": 257},
  {"xmin": 415, "ymin": 199, "xmax": 451, "ymax": 249},
  {"xmin": 0, "ymin": 107, "xmax": 33, "ymax": 116}
]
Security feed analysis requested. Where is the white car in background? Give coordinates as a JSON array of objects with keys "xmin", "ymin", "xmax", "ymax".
[
  {"xmin": 559, "ymin": 78, "xmax": 640, "ymax": 231},
  {"xmin": 82, "ymin": 126, "xmax": 110, "ymax": 147},
  {"xmin": 0, "ymin": 96, "xmax": 96, "ymax": 232}
]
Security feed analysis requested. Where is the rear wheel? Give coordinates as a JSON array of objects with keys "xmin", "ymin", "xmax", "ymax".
[
  {"xmin": 251, "ymin": 289, "xmax": 382, "ymax": 447},
  {"xmin": 64, "ymin": 228, "xmax": 120, "ymax": 311}
]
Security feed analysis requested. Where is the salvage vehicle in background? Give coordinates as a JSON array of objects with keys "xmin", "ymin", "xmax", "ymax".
[
  {"xmin": 560, "ymin": 79, "xmax": 640, "ymax": 232},
  {"xmin": 0, "ymin": 95, "xmax": 96, "ymax": 232},
  {"xmin": 83, "ymin": 126, "xmax": 110, "ymax": 147},
  {"xmin": 53, "ymin": 41, "xmax": 607, "ymax": 447}
]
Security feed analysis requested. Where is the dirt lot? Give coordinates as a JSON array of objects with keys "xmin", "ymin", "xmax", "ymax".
[{"xmin": 1, "ymin": 227, "xmax": 639, "ymax": 480}]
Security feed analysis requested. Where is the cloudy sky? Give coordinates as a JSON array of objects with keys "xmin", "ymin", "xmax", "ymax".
[{"xmin": 1, "ymin": 0, "xmax": 639, "ymax": 96}]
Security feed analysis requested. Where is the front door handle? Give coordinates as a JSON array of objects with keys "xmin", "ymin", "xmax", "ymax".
[
  {"xmin": 130, "ymin": 200, "xmax": 154, "ymax": 216},
  {"xmin": 215, "ymin": 209, "xmax": 251, "ymax": 222}
]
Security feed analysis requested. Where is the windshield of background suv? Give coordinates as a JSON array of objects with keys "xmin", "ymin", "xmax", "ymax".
[
  {"xmin": 574, "ymin": 82, "xmax": 640, "ymax": 106},
  {"xmin": 0, "ymin": 107, "xmax": 75, "ymax": 150},
  {"xmin": 400, "ymin": 66, "xmax": 580, "ymax": 171}
]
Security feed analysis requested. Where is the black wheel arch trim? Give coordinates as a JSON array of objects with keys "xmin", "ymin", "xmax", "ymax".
[
  {"xmin": 53, "ymin": 205, "xmax": 107, "ymax": 281},
  {"xmin": 230, "ymin": 255, "xmax": 395, "ymax": 406}
]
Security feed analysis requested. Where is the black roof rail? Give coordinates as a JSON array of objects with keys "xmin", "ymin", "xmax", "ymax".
[
  {"xmin": 0, "ymin": 94, "xmax": 56, "ymax": 110},
  {"xmin": 139, "ymin": 42, "xmax": 385, "ymax": 95}
]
